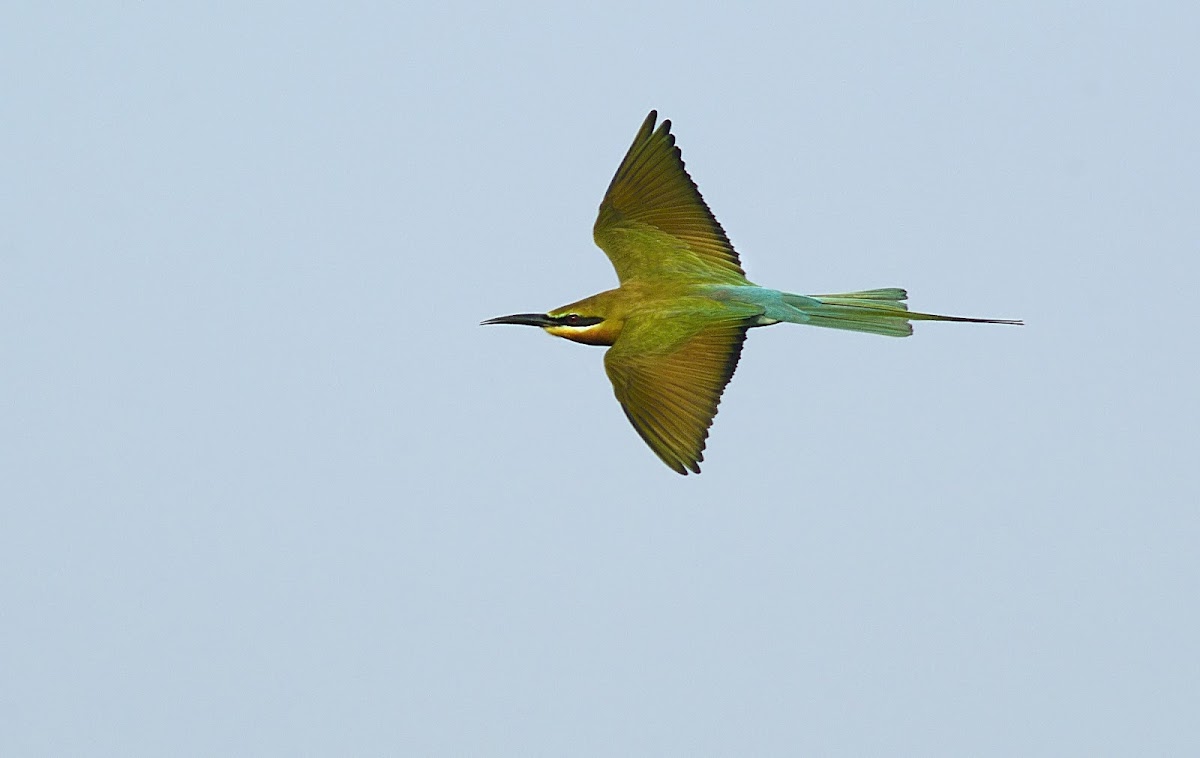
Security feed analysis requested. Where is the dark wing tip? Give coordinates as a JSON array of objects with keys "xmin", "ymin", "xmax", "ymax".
[
  {"xmin": 639, "ymin": 110, "xmax": 659, "ymax": 137},
  {"xmin": 674, "ymin": 458, "xmax": 701, "ymax": 476}
]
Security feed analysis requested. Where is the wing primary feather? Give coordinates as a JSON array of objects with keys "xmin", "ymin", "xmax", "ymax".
[
  {"xmin": 604, "ymin": 312, "xmax": 754, "ymax": 474},
  {"xmin": 593, "ymin": 111, "xmax": 746, "ymax": 283}
]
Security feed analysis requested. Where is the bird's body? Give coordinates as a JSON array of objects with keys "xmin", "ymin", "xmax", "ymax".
[{"xmin": 484, "ymin": 111, "xmax": 1020, "ymax": 474}]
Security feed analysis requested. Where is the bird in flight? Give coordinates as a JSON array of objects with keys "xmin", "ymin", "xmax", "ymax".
[{"xmin": 483, "ymin": 111, "xmax": 1021, "ymax": 474}]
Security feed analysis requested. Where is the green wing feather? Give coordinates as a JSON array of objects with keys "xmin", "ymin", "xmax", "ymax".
[
  {"xmin": 604, "ymin": 310, "xmax": 756, "ymax": 474},
  {"xmin": 593, "ymin": 111, "xmax": 748, "ymax": 285}
]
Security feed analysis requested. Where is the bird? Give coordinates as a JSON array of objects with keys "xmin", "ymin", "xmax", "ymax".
[{"xmin": 483, "ymin": 111, "xmax": 1021, "ymax": 475}]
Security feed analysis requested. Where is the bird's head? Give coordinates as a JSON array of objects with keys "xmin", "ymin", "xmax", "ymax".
[{"xmin": 481, "ymin": 290, "xmax": 622, "ymax": 346}]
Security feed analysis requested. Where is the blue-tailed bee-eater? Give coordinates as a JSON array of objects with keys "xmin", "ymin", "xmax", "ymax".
[{"xmin": 483, "ymin": 111, "xmax": 1021, "ymax": 474}]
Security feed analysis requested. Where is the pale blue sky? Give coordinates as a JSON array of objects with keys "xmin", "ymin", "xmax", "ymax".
[{"xmin": 3, "ymin": 2, "xmax": 1198, "ymax": 755}]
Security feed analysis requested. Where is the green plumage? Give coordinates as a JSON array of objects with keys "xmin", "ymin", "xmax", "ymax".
[{"xmin": 483, "ymin": 111, "xmax": 1021, "ymax": 474}]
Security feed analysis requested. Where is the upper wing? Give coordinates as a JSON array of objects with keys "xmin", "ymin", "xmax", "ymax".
[
  {"xmin": 593, "ymin": 111, "xmax": 747, "ymax": 285},
  {"xmin": 603, "ymin": 310, "xmax": 756, "ymax": 475}
]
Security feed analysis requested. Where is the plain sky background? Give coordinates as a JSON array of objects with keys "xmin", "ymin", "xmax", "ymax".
[{"xmin": 3, "ymin": 2, "xmax": 1198, "ymax": 755}]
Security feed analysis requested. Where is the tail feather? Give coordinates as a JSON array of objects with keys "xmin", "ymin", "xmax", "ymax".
[
  {"xmin": 783, "ymin": 288, "xmax": 1022, "ymax": 338},
  {"xmin": 814, "ymin": 287, "xmax": 910, "ymax": 303}
]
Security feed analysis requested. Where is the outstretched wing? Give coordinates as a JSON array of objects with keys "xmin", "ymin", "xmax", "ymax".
[
  {"xmin": 593, "ymin": 111, "xmax": 747, "ymax": 285},
  {"xmin": 603, "ymin": 311, "xmax": 755, "ymax": 474}
]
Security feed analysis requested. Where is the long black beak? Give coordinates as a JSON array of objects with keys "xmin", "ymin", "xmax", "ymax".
[{"xmin": 480, "ymin": 313, "xmax": 556, "ymax": 327}]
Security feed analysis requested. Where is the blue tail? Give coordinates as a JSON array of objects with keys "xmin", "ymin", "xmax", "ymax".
[{"xmin": 783, "ymin": 288, "xmax": 1021, "ymax": 338}]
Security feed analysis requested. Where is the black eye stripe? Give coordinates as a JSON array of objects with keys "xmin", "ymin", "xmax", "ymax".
[{"xmin": 556, "ymin": 314, "xmax": 604, "ymax": 327}]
